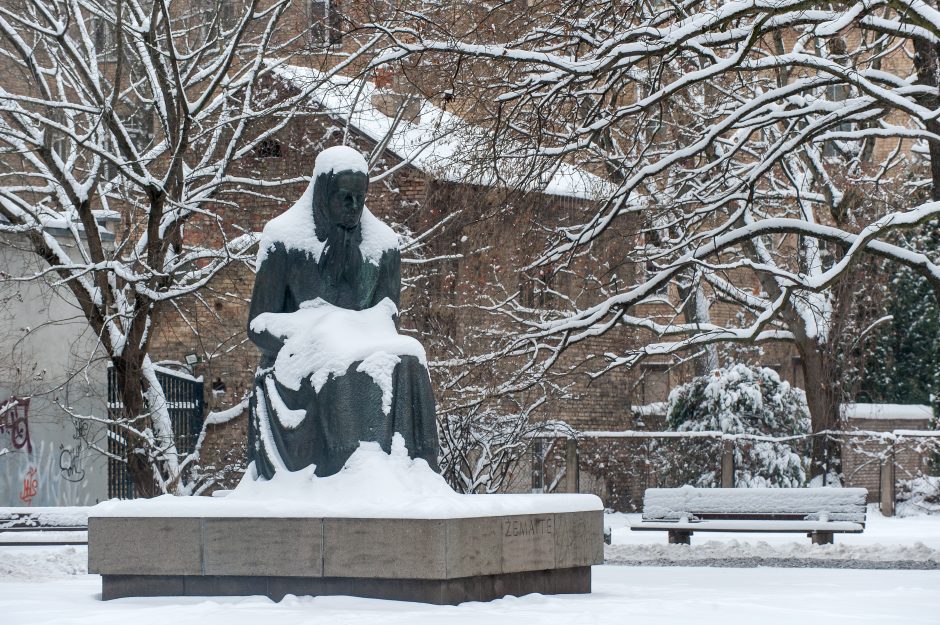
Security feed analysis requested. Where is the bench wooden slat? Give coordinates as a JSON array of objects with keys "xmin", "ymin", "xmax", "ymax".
[
  {"xmin": 0, "ymin": 526, "xmax": 88, "ymax": 532},
  {"xmin": 631, "ymin": 520, "xmax": 864, "ymax": 533},
  {"xmin": 0, "ymin": 539, "xmax": 88, "ymax": 546},
  {"xmin": 0, "ymin": 530, "xmax": 88, "ymax": 546}
]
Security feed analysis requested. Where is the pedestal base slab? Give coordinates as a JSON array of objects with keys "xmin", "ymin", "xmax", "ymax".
[{"xmin": 101, "ymin": 566, "xmax": 592, "ymax": 604}]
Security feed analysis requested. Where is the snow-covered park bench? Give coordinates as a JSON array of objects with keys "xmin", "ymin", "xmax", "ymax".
[
  {"xmin": 0, "ymin": 507, "xmax": 88, "ymax": 546},
  {"xmin": 631, "ymin": 487, "xmax": 868, "ymax": 545}
]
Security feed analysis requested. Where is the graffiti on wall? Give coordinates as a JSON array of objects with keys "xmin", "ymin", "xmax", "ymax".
[
  {"xmin": 18, "ymin": 467, "xmax": 38, "ymax": 504},
  {"xmin": 58, "ymin": 417, "xmax": 90, "ymax": 482},
  {"xmin": 0, "ymin": 397, "xmax": 99, "ymax": 506},
  {"xmin": 0, "ymin": 396, "xmax": 32, "ymax": 453},
  {"xmin": 3, "ymin": 440, "xmax": 91, "ymax": 506},
  {"xmin": 58, "ymin": 446, "xmax": 86, "ymax": 482}
]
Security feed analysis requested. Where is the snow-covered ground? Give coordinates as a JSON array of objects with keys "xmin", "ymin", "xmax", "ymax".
[
  {"xmin": 0, "ymin": 549, "xmax": 937, "ymax": 625},
  {"xmin": 2, "ymin": 507, "xmax": 939, "ymax": 624}
]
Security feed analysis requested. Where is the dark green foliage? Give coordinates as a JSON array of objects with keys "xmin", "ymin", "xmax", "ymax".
[{"xmin": 856, "ymin": 226, "xmax": 940, "ymax": 418}]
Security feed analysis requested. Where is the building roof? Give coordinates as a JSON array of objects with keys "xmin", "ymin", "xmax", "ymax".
[
  {"xmin": 0, "ymin": 210, "xmax": 118, "ymax": 243},
  {"xmin": 271, "ymin": 64, "xmax": 612, "ymax": 201},
  {"xmin": 842, "ymin": 403, "xmax": 934, "ymax": 421}
]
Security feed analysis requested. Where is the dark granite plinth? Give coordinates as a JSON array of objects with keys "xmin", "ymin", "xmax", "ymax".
[{"xmin": 101, "ymin": 566, "xmax": 592, "ymax": 604}]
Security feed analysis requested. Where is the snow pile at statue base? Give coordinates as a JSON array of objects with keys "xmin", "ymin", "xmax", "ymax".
[
  {"xmin": 90, "ymin": 434, "xmax": 602, "ymax": 519},
  {"xmin": 250, "ymin": 298, "xmax": 426, "ymax": 414},
  {"xmin": 231, "ymin": 433, "xmax": 454, "ymax": 512}
]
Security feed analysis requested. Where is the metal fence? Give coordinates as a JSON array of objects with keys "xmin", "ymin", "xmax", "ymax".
[
  {"xmin": 529, "ymin": 429, "xmax": 940, "ymax": 513},
  {"xmin": 107, "ymin": 366, "xmax": 204, "ymax": 499}
]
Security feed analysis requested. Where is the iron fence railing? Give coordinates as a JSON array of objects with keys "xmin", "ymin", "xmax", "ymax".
[{"xmin": 106, "ymin": 366, "xmax": 204, "ymax": 499}]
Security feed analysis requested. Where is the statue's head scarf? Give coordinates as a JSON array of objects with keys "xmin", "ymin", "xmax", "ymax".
[{"xmin": 310, "ymin": 147, "xmax": 370, "ymax": 286}]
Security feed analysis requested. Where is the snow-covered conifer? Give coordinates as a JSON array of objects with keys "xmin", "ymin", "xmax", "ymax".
[{"xmin": 664, "ymin": 364, "xmax": 810, "ymax": 487}]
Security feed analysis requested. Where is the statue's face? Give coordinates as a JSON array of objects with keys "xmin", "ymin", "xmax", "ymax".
[{"xmin": 324, "ymin": 171, "xmax": 368, "ymax": 229}]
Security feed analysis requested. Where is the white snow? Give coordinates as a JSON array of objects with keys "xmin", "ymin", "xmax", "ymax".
[
  {"xmin": 264, "ymin": 376, "xmax": 306, "ymax": 428},
  {"xmin": 250, "ymin": 298, "xmax": 426, "ymax": 415},
  {"xmin": 0, "ymin": 507, "xmax": 89, "ymax": 528},
  {"xmin": 842, "ymin": 403, "xmax": 934, "ymax": 421},
  {"xmin": 0, "ymin": 530, "xmax": 87, "ymax": 545},
  {"xmin": 641, "ymin": 486, "xmax": 868, "ymax": 521},
  {"xmin": 0, "ymin": 545, "xmax": 87, "ymax": 581},
  {"xmin": 312, "ymin": 145, "xmax": 368, "ymax": 179},
  {"xmin": 89, "ymin": 435, "xmax": 602, "ymax": 519},
  {"xmin": 202, "ymin": 399, "xmax": 248, "ymax": 427},
  {"xmin": 631, "ymin": 402, "xmax": 668, "ymax": 417},
  {"xmin": 898, "ymin": 476, "xmax": 940, "ymax": 517},
  {"xmin": 1, "ymin": 550, "xmax": 938, "ymax": 624},
  {"xmin": 270, "ymin": 64, "xmax": 612, "ymax": 200}
]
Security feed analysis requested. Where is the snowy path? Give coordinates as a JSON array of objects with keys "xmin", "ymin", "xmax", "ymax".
[{"xmin": 0, "ymin": 562, "xmax": 937, "ymax": 625}]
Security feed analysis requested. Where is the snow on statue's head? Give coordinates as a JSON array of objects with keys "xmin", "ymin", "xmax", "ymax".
[
  {"xmin": 311, "ymin": 146, "xmax": 370, "ymax": 286},
  {"xmin": 311, "ymin": 146, "xmax": 369, "ymax": 230}
]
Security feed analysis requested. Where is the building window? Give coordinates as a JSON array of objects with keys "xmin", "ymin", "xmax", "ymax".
[
  {"xmin": 518, "ymin": 267, "xmax": 552, "ymax": 309},
  {"xmin": 309, "ymin": 0, "xmax": 342, "ymax": 47},
  {"xmin": 531, "ymin": 438, "xmax": 545, "ymax": 493},
  {"xmin": 219, "ymin": 0, "xmax": 240, "ymax": 32},
  {"xmin": 102, "ymin": 106, "xmax": 153, "ymax": 180},
  {"xmin": 638, "ymin": 363, "xmax": 670, "ymax": 405},
  {"xmin": 125, "ymin": 106, "xmax": 155, "ymax": 153},
  {"xmin": 94, "ymin": 15, "xmax": 119, "ymax": 63},
  {"xmin": 254, "ymin": 139, "xmax": 283, "ymax": 158},
  {"xmin": 823, "ymin": 83, "xmax": 852, "ymax": 158},
  {"xmin": 645, "ymin": 261, "xmax": 669, "ymax": 297},
  {"xmin": 44, "ymin": 108, "xmax": 68, "ymax": 163},
  {"xmin": 188, "ymin": 1, "xmax": 241, "ymax": 49},
  {"xmin": 642, "ymin": 216, "xmax": 670, "ymax": 297}
]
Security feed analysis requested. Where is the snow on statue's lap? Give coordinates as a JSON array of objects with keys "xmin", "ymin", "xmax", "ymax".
[{"xmin": 250, "ymin": 297, "xmax": 427, "ymax": 414}]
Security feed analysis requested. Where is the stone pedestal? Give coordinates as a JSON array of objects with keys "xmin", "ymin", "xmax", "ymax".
[{"xmin": 88, "ymin": 511, "xmax": 603, "ymax": 604}]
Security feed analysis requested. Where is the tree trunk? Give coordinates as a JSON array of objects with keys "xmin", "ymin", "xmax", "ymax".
[
  {"xmin": 797, "ymin": 340, "xmax": 842, "ymax": 483},
  {"xmin": 112, "ymin": 351, "xmax": 160, "ymax": 498},
  {"xmin": 913, "ymin": 23, "xmax": 940, "ymax": 202},
  {"xmin": 677, "ymin": 280, "xmax": 719, "ymax": 377}
]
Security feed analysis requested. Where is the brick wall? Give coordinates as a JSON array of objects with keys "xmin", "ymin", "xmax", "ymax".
[{"xmin": 843, "ymin": 417, "xmax": 934, "ymax": 502}]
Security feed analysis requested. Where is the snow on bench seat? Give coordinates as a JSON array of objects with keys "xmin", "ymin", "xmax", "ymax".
[
  {"xmin": 0, "ymin": 507, "xmax": 90, "ymax": 545},
  {"xmin": 641, "ymin": 487, "xmax": 868, "ymax": 523},
  {"xmin": 0, "ymin": 507, "xmax": 90, "ymax": 530},
  {"xmin": 632, "ymin": 487, "xmax": 868, "ymax": 545}
]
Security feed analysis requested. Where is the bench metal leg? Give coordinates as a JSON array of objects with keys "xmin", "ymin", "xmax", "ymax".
[
  {"xmin": 668, "ymin": 530, "xmax": 692, "ymax": 545},
  {"xmin": 810, "ymin": 531, "xmax": 833, "ymax": 545}
]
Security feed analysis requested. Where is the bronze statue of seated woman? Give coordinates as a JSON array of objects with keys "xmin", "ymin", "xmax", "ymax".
[{"xmin": 247, "ymin": 146, "xmax": 439, "ymax": 479}]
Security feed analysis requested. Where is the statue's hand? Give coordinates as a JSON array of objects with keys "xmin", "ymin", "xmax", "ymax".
[{"xmin": 249, "ymin": 314, "xmax": 288, "ymax": 356}]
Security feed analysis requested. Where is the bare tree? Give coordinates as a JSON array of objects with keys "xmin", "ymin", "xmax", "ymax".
[
  {"xmin": 373, "ymin": 0, "xmax": 940, "ymax": 478},
  {"xmin": 0, "ymin": 0, "xmax": 399, "ymax": 495}
]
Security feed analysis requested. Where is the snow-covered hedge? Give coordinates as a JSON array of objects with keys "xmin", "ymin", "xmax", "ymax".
[
  {"xmin": 662, "ymin": 364, "xmax": 811, "ymax": 487},
  {"xmin": 897, "ymin": 476, "xmax": 940, "ymax": 517}
]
